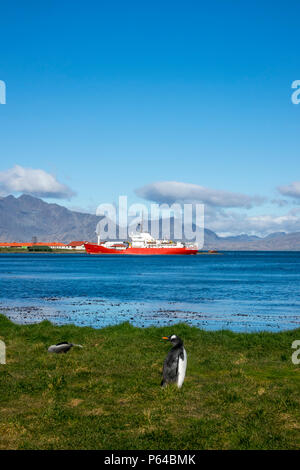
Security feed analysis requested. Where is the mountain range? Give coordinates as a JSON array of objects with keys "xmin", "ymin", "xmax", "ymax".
[
  {"xmin": 0, "ymin": 194, "xmax": 100, "ymax": 243},
  {"xmin": 0, "ymin": 194, "xmax": 300, "ymax": 250}
]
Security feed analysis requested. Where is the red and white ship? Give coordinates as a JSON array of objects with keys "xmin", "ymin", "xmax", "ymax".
[{"xmin": 84, "ymin": 231, "xmax": 198, "ymax": 255}]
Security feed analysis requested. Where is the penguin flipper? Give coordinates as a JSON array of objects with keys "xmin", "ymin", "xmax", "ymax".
[{"xmin": 162, "ymin": 350, "xmax": 179, "ymax": 384}]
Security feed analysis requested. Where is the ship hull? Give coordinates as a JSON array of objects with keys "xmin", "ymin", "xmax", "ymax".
[{"xmin": 84, "ymin": 243, "xmax": 198, "ymax": 255}]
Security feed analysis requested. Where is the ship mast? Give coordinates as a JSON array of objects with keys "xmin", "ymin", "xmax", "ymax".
[{"xmin": 96, "ymin": 230, "xmax": 101, "ymax": 245}]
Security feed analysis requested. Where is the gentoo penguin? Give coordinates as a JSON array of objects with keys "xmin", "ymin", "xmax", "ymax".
[
  {"xmin": 48, "ymin": 342, "xmax": 83, "ymax": 354},
  {"xmin": 161, "ymin": 335, "xmax": 187, "ymax": 388}
]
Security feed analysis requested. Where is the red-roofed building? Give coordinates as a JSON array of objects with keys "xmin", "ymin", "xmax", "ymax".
[{"xmin": 67, "ymin": 241, "xmax": 87, "ymax": 250}]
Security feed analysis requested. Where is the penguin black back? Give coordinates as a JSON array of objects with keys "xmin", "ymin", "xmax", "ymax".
[
  {"xmin": 48, "ymin": 342, "xmax": 83, "ymax": 354},
  {"xmin": 161, "ymin": 335, "xmax": 187, "ymax": 388}
]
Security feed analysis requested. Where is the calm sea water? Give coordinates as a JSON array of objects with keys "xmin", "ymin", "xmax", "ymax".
[{"xmin": 0, "ymin": 252, "xmax": 299, "ymax": 332}]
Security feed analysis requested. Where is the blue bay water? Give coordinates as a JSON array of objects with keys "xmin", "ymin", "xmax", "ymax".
[{"xmin": 0, "ymin": 252, "xmax": 299, "ymax": 332}]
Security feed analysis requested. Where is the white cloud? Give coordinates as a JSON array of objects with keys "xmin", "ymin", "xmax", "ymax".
[
  {"xmin": 0, "ymin": 165, "xmax": 75, "ymax": 199},
  {"xmin": 204, "ymin": 206, "xmax": 300, "ymax": 236},
  {"xmin": 271, "ymin": 198, "xmax": 289, "ymax": 207},
  {"xmin": 135, "ymin": 181, "xmax": 264, "ymax": 209},
  {"xmin": 134, "ymin": 180, "xmax": 300, "ymax": 236},
  {"xmin": 278, "ymin": 181, "xmax": 300, "ymax": 200}
]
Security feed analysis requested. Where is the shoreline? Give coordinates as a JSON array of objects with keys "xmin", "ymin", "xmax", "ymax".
[
  {"xmin": 1, "ymin": 249, "xmax": 300, "ymax": 253},
  {"xmin": 1, "ymin": 298, "xmax": 300, "ymax": 333},
  {"xmin": 0, "ymin": 248, "xmax": 300, "ymax": 252},
  {"xmin": 1, "ymin": 311, "xmax": 300, "ymax": 335},
  {"xmin": 0, "ymin": 249, "xmax": 86, "ymax": 253}
]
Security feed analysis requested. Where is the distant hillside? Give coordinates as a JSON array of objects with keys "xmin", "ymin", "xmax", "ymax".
[
  {"xmin": 0, "ymin": 194, "xmax": 101, "ymax": 243},
  {"xmin": 156, "ymin": 217, "xmax": 300, "ymax": 250},
  {"xmin": 203, "ymin": 230, "xmax": 300, "ymax": 251},
  {"xmin": 0, "ymin": 194, "xmax": 300, "ymax": 249}
]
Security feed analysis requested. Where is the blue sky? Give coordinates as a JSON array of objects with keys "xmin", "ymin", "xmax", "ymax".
[{"xmin": 0, "ymin": 1, "xmax": 300, "ymax": 235}]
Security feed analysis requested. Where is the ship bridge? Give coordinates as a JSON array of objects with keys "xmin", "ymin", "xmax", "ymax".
[{"xmin": 129, "ymin": 231, "xmax": 155, "ymax": 247}]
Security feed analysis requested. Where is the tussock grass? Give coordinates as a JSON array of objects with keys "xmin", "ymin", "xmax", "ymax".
[{"xmin": 0, "ymin": 314, "xmax": 299, "ymax": 450}]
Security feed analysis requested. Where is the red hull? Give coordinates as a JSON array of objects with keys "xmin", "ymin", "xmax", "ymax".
[{"xmin": 84, "ymin": 243, "xmax": 198, "ymax": 255}]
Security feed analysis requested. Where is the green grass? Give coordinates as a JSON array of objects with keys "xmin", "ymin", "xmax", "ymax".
[{"xmin": 0, "ymin": 314, "xmax": 299, "ymax": 450}]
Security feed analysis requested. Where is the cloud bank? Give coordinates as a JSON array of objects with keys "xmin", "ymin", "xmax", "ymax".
[
  {"xmin": 135, "ymin": 180, "xmax": 300, "ymax": 236},
  {"xmin": 135, "ymin": 181, "xmax": 264, "ymax": 208},
  {"xmin": 278, "ymin": 181, "xmax": 300, "ymax": 200},
  {"xmin": 0, "ymin": 165, "xmax": 75, "ymax": 199},
  {"xmin": 204, "ymin": 206, "xmax": 300, "ymax": 237}
]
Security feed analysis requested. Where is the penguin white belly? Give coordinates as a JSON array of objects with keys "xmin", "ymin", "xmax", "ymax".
[{"xmin": 177, "ymin": 347, "xmax": 187, "ymax": 388}]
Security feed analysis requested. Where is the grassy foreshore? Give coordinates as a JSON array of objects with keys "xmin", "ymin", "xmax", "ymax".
[{"xmin": 0, "ymin": 314, "xmax": 299, "ymax": 450}]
